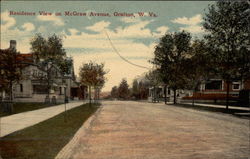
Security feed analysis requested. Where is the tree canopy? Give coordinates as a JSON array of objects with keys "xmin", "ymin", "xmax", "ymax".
[
  {"xmin": 151, "ymin": 31, "xmax": 192, "ymax": 103},
  {"xmin": 203, "ymin": 0, "xmax": 250, "ymax": 108},
  {"xmin": 30, "ymin": 33, "xmax": 71, "ymax": 74},
  {"xmin": 79, "ymin": 61, "xmax": 107, "ymax": 103},
  {"xmin": 203, "ymin": 1, "xmax": 250, "ymax": 81},
  {"xmin": 118, "ymin": 78, "xmax": 130, "ymax": 100},
  {"xmin": 0, "ymin": 49, "xmax": 22, "ymax": 100}
]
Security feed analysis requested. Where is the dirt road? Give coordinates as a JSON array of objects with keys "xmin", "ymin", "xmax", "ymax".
[{"xmin": 56, "ymin": 101, "xmax": 249, "ymax": 159}]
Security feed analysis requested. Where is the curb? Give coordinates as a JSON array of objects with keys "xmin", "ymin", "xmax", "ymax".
[{"xmin": 55, "ymin": 106, "xmax": 103, "ymax": 159}]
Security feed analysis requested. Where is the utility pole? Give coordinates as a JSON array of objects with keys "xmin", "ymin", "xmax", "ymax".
[{"xmin": 64, "ymin": 87, "xmax": 67, "ymax": 123}]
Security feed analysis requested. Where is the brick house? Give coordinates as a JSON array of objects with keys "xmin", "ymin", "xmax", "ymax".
[{"xmin": 183, "ymin": 78, "xmax": 250, "ymax": 102}]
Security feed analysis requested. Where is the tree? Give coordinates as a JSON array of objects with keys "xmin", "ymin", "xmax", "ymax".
[
  {"xmin": 203, "ymin": 1, "xmax": 249, "ymax": 109},
  {"xmin": 0, "ymin": 49, "xmax": 22, "ymax": 112},
  {"xmin": 151, "ymin": 31, "xmax": 192, "ymax": 104},
  {"xmin": 30, "ymin": 33, "xmax": 66, "ymax": 60},
  {"xmin": 118, "ymin": 78, "xmax": 130, "ymax": 100},
  {"xmin": 30, "ymin": 33, "xmax": 72, "ymax": 102},
  {"xmin": 131, "ymin": 79, "xmax": 139, "ymax": 99},
  {"xmin": 30, "ymin": 33, "xmax": 70, "ymax": 74},
  {"xmin": 138, "ymin": 81, "xmax": 149, "ymax": 99},
  {"xmin": 79, "ymin": 61, "xmax": 107, "ymax": 104},
  {"xmin": 185, "ymin": 39, "xmax": 212, "ymax": 105},
  {"xmin": 111, "ymin": 86, "xmax": 118, "ymax": 99}
]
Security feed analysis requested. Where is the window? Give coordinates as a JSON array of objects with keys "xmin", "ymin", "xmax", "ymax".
[
  {"xmin": 168, "ymin": 89, "xmax": 171, "ymax": 95},
  {"xmin": 232, "ymin": 82, "xmax": 240, "ymax": 90},
  {"xmin": 33, "ymin": 85, "xmax": 48, "ymax": 94},
  {"xmin": 20, "ymin": 84, "xmax": 23, "ymax": 92},
  {"xmin": 59, "ymin": 87, "xmax": 63, "ymax": 95},
  {"xmin": 205, "ymin": 80, "xmax": 222, "ymax": 90}
]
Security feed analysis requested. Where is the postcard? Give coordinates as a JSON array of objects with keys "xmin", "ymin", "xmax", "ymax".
[{"xmin": 0, "ymin": 1, "xmax": 249, "ymax": 159}]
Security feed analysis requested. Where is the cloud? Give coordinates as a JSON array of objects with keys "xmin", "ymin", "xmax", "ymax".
[
  {"xmin": 21, "ymin": 23, "xmax": 35, "ymax": 31},
  {"xmin": 86, "ymin": 21, "xmax": 111, "ymax": 32},
  {"xmin": 120, "ymin": 17, "xmax": 141, "ymax": 23},
  {"xmin": 68, "ymin": 28, "xmax": 80, "ymax": 35},
  {"xmin": 180, "ymin": 25, "xmax": 203, "ymax": 34},
  {"xmin": 171, "ymin": 14, "xmax": 204, "ymax": 34},
  {"xmin": 37, "ymin": 14, "xmax": 64, "ymax": 26},
  {"xmin": 155, "ymin": 26, "xmax": 169, "ymax": 35},
  {"xmin": 1, "ymin": 10, "xmax": 16, "ymax": 30},
  {"xmin": 0, "ymin": 10, "xmax": 32, "ymax": 52},
  {"xmin": 63, "ymin": 20, "xmax": 161, "ymax": 91},
  {"xmin": 171, "ymin": 14, "xmax": 202, "ymax": 26}
]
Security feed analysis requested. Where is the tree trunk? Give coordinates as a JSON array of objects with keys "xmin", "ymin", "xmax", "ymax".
[
  {"xmin": 89, "ymin": 85, "xmax": 92, "ymax": 106},
  {"xmin": 154, "ymin": 86, "xmax": 156, "ymax": 103},
  {"xmin": 173, "ymin": 89, "xmax": 177, "ymax": 104},
  {"xmin": 164, "ymin": 85, "xmax": 167, "ymax": 105},
  {"xmin": 9, "ymin": 82, "xmax": 14, "ymax": 113},
  {"xmin": 226, "ymin": 81, "xmax": 230, "ymax": 110},
  {"xmin": 192, "ymin": 89, "xmax": 195, "ymax": 106}
]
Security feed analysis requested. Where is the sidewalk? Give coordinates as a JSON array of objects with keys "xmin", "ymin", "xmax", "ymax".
[
  {"xmin": 181, "ymin": 102, "xmax": 250, "ymax": 111},
  {"xmin": 0, "ymin": 101, "xmax": 86, "ymax": 137}
]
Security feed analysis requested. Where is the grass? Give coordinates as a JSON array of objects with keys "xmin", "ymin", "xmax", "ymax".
[
  {"xmin": 0, "ymin": 102, "xmax": 61, "ymax": 117},
  {"xmin": 171, "ymin": 103, "xmax": 250, "ymax": 119},
  {"xmin": 0, "ymin": 103, "xmax": 100, "ymax": 159}
]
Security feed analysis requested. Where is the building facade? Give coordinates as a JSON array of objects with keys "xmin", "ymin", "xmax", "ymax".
[{"xmin": 0, "ymin": 40, "xmax": 86, "ymax": 103}]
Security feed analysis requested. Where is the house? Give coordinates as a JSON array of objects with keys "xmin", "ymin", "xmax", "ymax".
[
  {"xmin": 0, "ymin": 40, "xmax": 86, "ymax": 103},
  {"xmin": 148, "ymin": 86, "xmax": 191, "ymax": 103},
  {"xmin": 183, "ymin": 78, "xmax": 250, "ymax": 104}
]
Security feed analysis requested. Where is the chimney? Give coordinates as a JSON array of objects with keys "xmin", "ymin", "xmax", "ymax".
[{"xmin": 9, "ymin": 40, "xmax": 16, "ymax": 50}]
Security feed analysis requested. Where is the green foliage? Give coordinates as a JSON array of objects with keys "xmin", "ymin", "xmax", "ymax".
[
  {"xmin": 111, "ymin": 86, "xmax": 118, "ymax": 98},
  {"xmin": 152, "ymin": 31, "xmax": 192, "ymax": 90},
  {"xmin": 0, "ymin": 49, "xmax": 22, "ymax": 99},
  {"xmin": 118, "ymin": 78, "xmax": 130, "ymax": 99},
  {"xmin": 185, "ymin": 39, "xmax": 212, "ymax": 90},
  {"xmin": 130, "ymin": 79, "xmax": 149, "ymax": 100},
  {"xmin": 145, "ymin": 69, "xmax": 162, "ymax": 87},
  {"xmin": 151, "ymin": 31, "xmax": 192, "ymax": 104},
  {"xmin": 30, "ymin": 33, "xmax": 70, "ymax": 74},
  {"xmin": 203, "ymin": 1, "xmax": 250, "ymax": 81},
  {"xmin": 79, "ymin": 61, "xmax": 107, "ymax": 88},
  {"xmin": 30, "ymin": 33, "xmax": 66, "ymax": 60}
]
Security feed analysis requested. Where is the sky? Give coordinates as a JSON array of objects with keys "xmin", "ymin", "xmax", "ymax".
[{"xmin": 0, "ymin": 1, "xmax": 214, "ymax": 91}]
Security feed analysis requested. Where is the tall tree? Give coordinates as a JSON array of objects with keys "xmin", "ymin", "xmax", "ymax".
[
  {"xmin": 185, "ymin": 39, "xmax": 212, "ymax": 105},
  {"xmin": 151, "ymin": 31, "xmax": 192, "ymax": 104},
  {"xmin": 111, "ymin": 86, "xmax": 118, "ymax": 99},
  {"xmin": 203, "ymin": 1, "xmax": 250, "ymax": 109},
  {"xmin": 131, "ymin": 79, "xmax": 139, "ymax": 99},
  {"xmin": 0, "ymin": 49, "xmax": 22, "ymax": 112},
  {"xmin": 118, "ymin": 78, "xmax": 130, "ymax": 100},
  {"xmin": 30, "ymin": 33, "xmax": 70, "ymax": 74},
  {"xmin": 79, "ymin": 61, "xmax": 107, "ymax": 104}
]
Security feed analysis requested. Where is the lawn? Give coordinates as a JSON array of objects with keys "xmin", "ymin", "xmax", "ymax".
[
  {"xmin": 0, "ymin": 103, "xmax": 100, "ymax": 159},
  {"xmin": 0, "ymin": 102, "xmax": 60, "ymax": 117}
]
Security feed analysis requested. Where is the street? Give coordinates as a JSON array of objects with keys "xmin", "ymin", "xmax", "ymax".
[{"xmin": 56, "ymin": 101, "xmax": 250, "ymax": 159}]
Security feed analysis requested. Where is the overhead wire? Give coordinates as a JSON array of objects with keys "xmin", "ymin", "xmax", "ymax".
[{"xmin": 104, "ymin": 30, "xmax": 151, "ymax": 70}]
